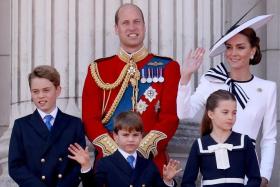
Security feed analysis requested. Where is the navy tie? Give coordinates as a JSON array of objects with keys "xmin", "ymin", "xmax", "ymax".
[
  {"xmin": 44, "ymin": 115, "xmax": 53, "ymax": 131},
  {"xmin": 127, "ymin": 155, "xmax": 135, "ymax": 168}
]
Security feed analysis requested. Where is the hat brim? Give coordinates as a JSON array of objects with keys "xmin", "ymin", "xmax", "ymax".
[{"xmin": 209, "ymin": 14, "xmax": 273, "ymax": 57}]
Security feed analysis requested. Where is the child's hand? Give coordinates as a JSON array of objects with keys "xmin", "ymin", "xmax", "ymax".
[
  {"xmin": 68, "ymin": 143, "xmax": 91, "ymax": 171},
  {"xmin": 162, "ymin": 159, "xmax": 182, "ymax": 184}
]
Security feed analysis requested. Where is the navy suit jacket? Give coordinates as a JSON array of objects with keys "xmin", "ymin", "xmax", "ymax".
[
  {"xmin": 8, "ymin": 109, "xmax": 86, "ymax": 187},
  {"xmin": 81, "ymin": 150, "xmax": 176, "ymax": 187}
]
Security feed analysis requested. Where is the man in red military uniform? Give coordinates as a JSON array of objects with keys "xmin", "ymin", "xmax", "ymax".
[{"xmin": 82, "ymin": 3, "xmax": 180, "ymax": 174}]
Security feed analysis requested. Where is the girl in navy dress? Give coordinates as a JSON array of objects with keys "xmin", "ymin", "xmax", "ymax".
[{"xmin": 181, "ymin": 90, "xmax": 261, "ymax": 187}]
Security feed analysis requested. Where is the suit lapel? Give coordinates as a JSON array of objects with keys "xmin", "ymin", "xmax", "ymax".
[
  {"xmin": 40, "ymin": 109, "xmax": 70, "ymax": 156},
  {"xmin": 49, "ymin": 109, "xmax": 69, "ymax": 143},
  {"xmin": 111, "ymin": 151, "xmax": 134, "ymax": 177},
  {"xmin": 130, "ymin": 153, "xmax": 147, "ymax": 183},
  {"xmin": 29, "ymin": 110, "xmax": 50, "ymax": 140}
]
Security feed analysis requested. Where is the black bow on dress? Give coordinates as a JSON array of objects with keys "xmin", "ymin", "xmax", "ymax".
[{"xmin": 205, "ymin": 63, "xmax": 250, "ymax": 109}]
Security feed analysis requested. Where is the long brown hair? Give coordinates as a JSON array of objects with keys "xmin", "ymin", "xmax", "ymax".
[
  {"xmin": 239, "ymin": 27, "xmax": 261, "ymax": 65},
  {"xmin": 201, "ymin": 90, "xmax": 236, "ymax": 136}
]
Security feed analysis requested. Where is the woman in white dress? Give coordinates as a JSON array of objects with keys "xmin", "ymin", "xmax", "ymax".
[{"xmin": 177, "ymin": 15, "xmax": 276, "ymax": 187}]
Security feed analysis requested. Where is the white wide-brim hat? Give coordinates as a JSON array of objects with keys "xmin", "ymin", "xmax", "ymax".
[{"xmin": 209, "ymin": 14, "xmax": 273, "ymax": 57}]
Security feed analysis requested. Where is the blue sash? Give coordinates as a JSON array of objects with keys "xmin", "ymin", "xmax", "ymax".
[{"xmin": 104, "ymin": 56, "xmax": 172, "ymax": 131}]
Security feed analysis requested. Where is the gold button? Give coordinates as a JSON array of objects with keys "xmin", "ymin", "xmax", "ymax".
[
  {"xmin": 58, "ymin": 157, "xmax": 63, "ymax": 161},
  {"xmin": 41, "ymin": 175, "xmax": 46, "ymax": 180},
  {"xmin": 58, "ymin": 174, "xmax": 63, "ymax": 178},
  {"xmin": 41, "ymin": 158, "xmax": 45, "ymax": 163}
]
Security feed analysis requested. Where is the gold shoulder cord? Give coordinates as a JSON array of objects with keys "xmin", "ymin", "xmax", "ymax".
[
  {"xmin": 90, "ymin": 47, "xmax": 147, "ymax": 124},
  {"xmin": 91, "ymin": 62, "xmax": 129, "ymax": 90},
  {"xmin": 90, "ymin": 62, "xmax": 130, "ymax": 124}
]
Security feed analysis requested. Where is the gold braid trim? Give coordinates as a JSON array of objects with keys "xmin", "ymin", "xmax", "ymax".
[
  {"xmin": 101, "ymin": 73, "xmax": 130, "ymax": 124},
  {"xmin": 137, "ymin": 130, "xmax": 167, "ymax": 159},
  {"xmin": 90, "ymin": 47, "xmax": 148, "ymax": 125},
  {"xmin": 118, "ymin": 47, "xmax": 148, "ymax": 63},
  {"xmin": 90, "ymin": 62, "xmax": 129, "ymax": 90},
  {"xmin": 90, "ymin": 62, "xmax": 131, "ymax": 124},
  {"xmin": 92, "ymin": 133, "xmax": 118, "ymax": 156}
]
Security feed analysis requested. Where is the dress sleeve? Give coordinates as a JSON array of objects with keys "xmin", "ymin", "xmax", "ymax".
[
  {"xmin": 181, "ymin": 140, "xmax": 200, "ymax": 187},
  {"xmin": 177, "ymin": 76, "xmax": 212, "ymax": 121},
  {"xmin": 244, "ymin": 135, "xmax": 262, "ymax": 187},
  {"xmin": 259, "ymin": 82, "xmax": 277, "ymax": 180}
]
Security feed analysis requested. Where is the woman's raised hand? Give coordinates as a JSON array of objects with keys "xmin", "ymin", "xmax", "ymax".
[{"xmin": 180, "ymin": 48, "xmax": 205, "ymax": 85}]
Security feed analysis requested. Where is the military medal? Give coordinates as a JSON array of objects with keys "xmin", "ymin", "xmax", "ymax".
[
  {"xmin": 140, "ymin": 69, "xmax": 147, "ymax": 83},
  {"xmin": 144, "ymin": 86, "xmax": 157, "ymax": 102},
  {"xmin": 152, "ymin": 68, "xmax": 158, "ymax": 83},
  {"xmin": 154, "ymin": 100, "xmax": 160, "ymax": 112},
  {"xmin": 146, "ymin": 68, "xmax": 152, "ymax": 83},
  {"xmin": 136, "ymin": 99, "xmax": 148, "ymax": 114},
  {"xmin": 158, "ymin": 67, "xmax": 164, "ymax": 82}
]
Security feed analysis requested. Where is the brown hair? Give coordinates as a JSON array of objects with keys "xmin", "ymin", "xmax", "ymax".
[
  {"xmin": 200, "ymin": 90, "xmax": 236, "ymax": 136},
  {"xmin": 239, "ymin": 27, "xmax": 262, "ymax": 65},
  {"xmin": 113, "ymin": 111, "xmax": 143, "ymax": 134},
  {"xmin": 28, "ymin": 65, "xmax": 60, "ymax": 88},
  {"xmin": 114, "ymin": 3, "xmax": 145, "ymax": 25}
]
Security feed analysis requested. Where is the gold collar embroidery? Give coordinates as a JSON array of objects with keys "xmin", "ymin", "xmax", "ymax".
[{"xmin": 118, "ymin": 47, "xmax": 149, "ymax": 63}]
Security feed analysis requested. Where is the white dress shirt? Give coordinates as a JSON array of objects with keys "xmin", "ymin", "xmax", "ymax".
[
  {"xmin": 118, "ymin": 148, "xmax": 174, "ymax": 186},
  {"xmin": 118, "ymin": 148, "xmax": 137, "ymax": 168},
  {"xmin": 37, "ymin": 107, "xmax": 58, "ymax": 126}
]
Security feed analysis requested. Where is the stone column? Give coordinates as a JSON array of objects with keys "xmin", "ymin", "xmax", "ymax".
[{"xmin": 0, "ymin": 0, "xmax": 11, "ymax": 182}]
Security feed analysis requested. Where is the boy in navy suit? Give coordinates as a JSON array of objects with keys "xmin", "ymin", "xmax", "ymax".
[
  {"xmin": 8, "ymin": 65, "xmax": 86, "ymax": 187},
  {"xmin": 68, "ymin": 111, "xmax": 181, "ymax": 187}
]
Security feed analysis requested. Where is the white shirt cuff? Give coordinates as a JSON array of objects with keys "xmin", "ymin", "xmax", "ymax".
[
  {"xmin": 81, "ymin": 166, "xmax": 92, "ymax": 173},
  {"xmin": 164, "ymin": 179, "xmax": 175, "ymax": 187}
]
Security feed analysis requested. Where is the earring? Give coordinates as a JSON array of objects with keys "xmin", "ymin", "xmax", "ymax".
[{"xmin": 250, "ymin": 55, "xmax": 254, "ymax": 60}]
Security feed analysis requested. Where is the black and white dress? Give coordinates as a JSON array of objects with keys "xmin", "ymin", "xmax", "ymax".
[{"xmin": 181, "ymin": 131, "xmax": 261, "ymax": 187}]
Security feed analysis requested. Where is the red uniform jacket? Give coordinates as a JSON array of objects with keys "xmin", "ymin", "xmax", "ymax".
[{"xmin": 82, "ymin": 51, "xmax": 180, "ymax": 174}]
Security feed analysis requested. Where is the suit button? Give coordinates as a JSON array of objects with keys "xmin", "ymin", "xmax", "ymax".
[
  {"xmin": 129, "ymin": 185, "xmax": 133, "ymax": 187},
  {"xmin": 41, "ymin": 158, "xmax": 45, "ymax": 163},
  {"xmin": 58, "ymin": 174, "xmax": 63, "ymax": 178},
  {"xmin": 58, "ymin": 157, "xmax": 63, "ymax": 161},
  {"xmin": 41, "ymin": 175, "xmax": 46, "ymax": 180}
]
